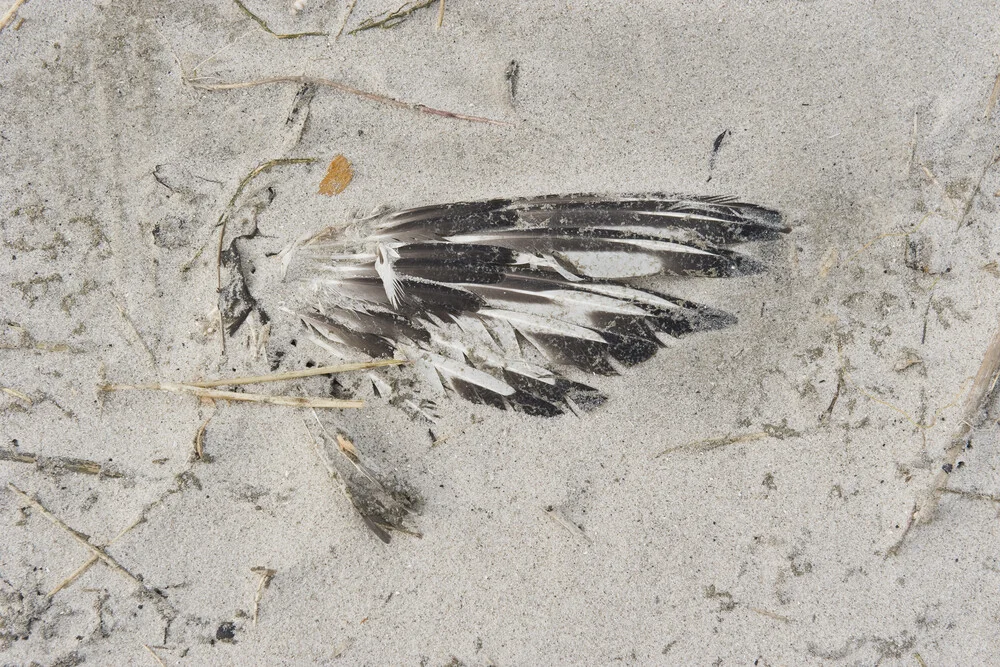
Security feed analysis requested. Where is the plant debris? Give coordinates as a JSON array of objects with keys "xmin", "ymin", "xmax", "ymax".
[
  {"xmin": 101, "ymin": 382, "xmax": 364, "ymax": 409},
  {"xmin": 0, "ymin": 449, "xmax": 123, "ymax": 478},
  {"xmin": 233, "ymin": 0, "xmax": 326, "ymax": 39},
  {"xmin": 187, "ymin": 75, "xmax": 509, "ymax": 126},
  {"xmin": 318, "ymin": 155, "xmax": 354, "ymax": 196},
  {"xmin": 349, "ymin": 0, "xmax": 437, "ymax": 34}
]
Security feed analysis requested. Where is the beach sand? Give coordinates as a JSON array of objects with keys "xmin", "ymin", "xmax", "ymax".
[{"xmin": 2, "ymin": 1, "xmax": 1000, "ymax": 664}]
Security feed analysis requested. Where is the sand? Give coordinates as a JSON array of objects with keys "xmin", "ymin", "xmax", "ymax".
[{"xmin": 2, "ymin": 0, "xmax": 1000, "ymax": 664}]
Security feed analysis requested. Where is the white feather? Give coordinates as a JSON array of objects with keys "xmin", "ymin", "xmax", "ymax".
[{"xmin": 374, "ymin": 243, "xmax": 403, "ymax": 309}]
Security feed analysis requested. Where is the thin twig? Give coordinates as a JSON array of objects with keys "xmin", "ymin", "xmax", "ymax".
[
  {"xmin": 102, "ymin": 382, "xmax": 364, "ymax": 409},
  {"xmin": 187, "ymin": 359, "xmax": 405, "ymax": 388},
  {"xmin": 335, "ymin": 0, "xmax": 357, "ymax": 39},
  {"xmin": 942, "ymin": 487, "xmax": 1000, "ymax": 503},
  {"xmin": 0, "ymin": 0, "xmax": 28, "ymax": 33},
  {"xmin": 187, "ymin": 75, "xmax": 509, "ymax": 126},
  {"xmin": 845, "ymin": 213, "xmax": 930, "ymax": 265},
  {"xmin": 234, "ymin": 0, "xmax": 326, "ymax": 39},
  {"xmin": 144, "ymin": 645, "xmax": 167, "ymax": 667},
  {"xmin": 905, "ymin": 112, "xmax": 918, "ymax": 176},
  {"xmin": 435, "ymin": 0, "xmax": 445, "ymax": 29},
  {"xmin": 349, "ymin": 0, "xmax": 435, "ymax": 34},
  {"xmin": 216, "ymin": 157, "xmax": 318, "ymax": 292},
  {"xmin": 913, "ymin": 315, "xmax": 1000, "ymax": 525},
  {"xmin": 956, "ymin": 149, "xmax": 1000, "ymax": 229},
  {"xmin": 1, "ymin": 386, "xmax": 32, "ymax": 403},
  {"xmin": 654, "ymin": 431, "xmax": 769, "ymax": 458},
  {"xmin": 193, "ymin": 413, "xmax": 213, "ymax": 460},
  {"xmin": 116, "ymin": 299, "xmax": 158, "ymax": 368},
  {"xmin": 985, "ymin": 60, "xmax": 1000, "ymax": 120},
  {"xmin": 9, "ymin": 483, "xmax": 162, "ymax": 596},
  {"xmin": 0, "ymin": 449, "xmax": 122, "ymax": 478},
  {"xmin": 251, "ymin": 567, "xmax": 276, "ymax": 626}
]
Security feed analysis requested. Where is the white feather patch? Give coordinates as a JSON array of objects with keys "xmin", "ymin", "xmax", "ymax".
[{"xmin": 374, "ymin": 243, "xmax": 403, "ymax": 309}]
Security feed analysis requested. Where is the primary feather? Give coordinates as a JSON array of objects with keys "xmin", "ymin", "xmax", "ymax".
[{"xmin": 287, "ymin": 194, "xmax": 787, "ymax": 416}]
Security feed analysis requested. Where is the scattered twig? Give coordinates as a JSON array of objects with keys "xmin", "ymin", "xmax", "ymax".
[
  {"xmin": 215, "ymin": 157, "xmax": 318, "ymax": 292},
  {"xmin": 920, "ymin": 276, "xmax": 942, "ymax": 345},
  {"xmin": 654, "ymin": 431, "xmax": 768, "ymax": 457},
  {"xmin": 335, "ymin": 0, "xmax": 357, "ymax": 38},
  {"xmin": 0, "ymin": 0, "xmax": 28, "ymax": 33},
  {"xmin": 1, "ymin": 386, "xmax": 32, "ymax": 403},
  {"xmin": 143, "ymin": 644, "xmax": 167, "ymax": 667},
  {"xmin": 985, "ymin": 60, "xmax": 1000, "ymax": 120},
  {"xmin": 116, "ymin": 299, "xmax": 159, "ymax": 369},
  {"xmin": 942, "ymin": 487, "xmax": 1000, "ymax": 503},
  {"xmin": 187, "ymin": 359, "xmax": 405, "ymax": 388},
  {"xmin": 544, "ymin": 506, "xmax": 591, "ymax": 543},
  {"xmin": 233, "ymin": 0, "xmax": 326, "ymax": 39},
  {"xmin": 250, "ymin": 567, "xmax": 276, "ymax": 626},
  {"xmin": 913, "ymin": 316, "xmax": 1000, "ymax": 525},
  {"xmin": 0, "ymin": 449, "xmax": 123, "ymax": 478},
  {"xmin": 8, "ymin": 483, "xmax": 165, "ymax": 598},
  {"xmin": 956, "ymin": 149, "xmax": 1000, "ymax": 229},
  {"xmin": 750, "ymin": 607, "xmax": 792, "ymax": 624},
  {"xmin": 845, "ymin": 213, "xmax": 929, "ymax": 264},
  {"xmin": 101, "ymin": 382, "xmax": 364, "ymax": 409},
  {"xmin": 50, "ymin": 482, "xmax": 189, "ymax": 599},
  {"xmin": 819, "ymin": 369, "xmax": 845, "ymax": 425},
  {"xmin": 919, "ymin": 163, "xmax": 962, "ymax": 217},
  {"xmin": 505, "ymin": 60, "xmax": 520, "ymax": 106},
  {"xmin": 192, "ymin": 413, "xmax": 213, "ymax": 460},
  {"xmin": 435, "ymin": 0, "xmax": 445, "ymax": 29},
  {"xmin": 430, "ymin": 419, "xmax": 475, "ymax": 447},
  {"xmin": 905, "ymin": 112, "xmax": 918, "ymax": 176},
  {"xmin": 349, "ymin": 0, "xmax": 435, "ymax": 34},
  {"xmin": 187, "ymin": 74, "xmax": 509, "ymax": 126}
]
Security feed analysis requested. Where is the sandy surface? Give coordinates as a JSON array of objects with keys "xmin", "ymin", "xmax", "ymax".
[{"xmin": 3, "ymin": 1, "xmax": 1000, "ymax": 664}]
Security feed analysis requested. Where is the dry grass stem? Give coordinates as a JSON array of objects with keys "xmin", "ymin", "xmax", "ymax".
[
  {"xmin": 216, "ymin": 157, "xmax": 318, "ymax": 292},
  {"xmin": 234, "ymin": 0, "xmax": 326, "ymax": 38},
  {"xmin": 750, "ymin": 607, "xmax": 792, "ymax": 624},
  {"xmin": 543, "ymin": 506, "xmax": 591, "ymax": 543},
  {"xmin": 942, "ymin": 487, "xmax": 1000, "ymax": 503},
  {"xmin": 336, "ymin": 0, "xmax": 357, "ymax": 38},
  {"xmin": 2, "ymin": 386, "xmax": 32, "ymax": 402},
  {"xmin": 655, "ymin": 431, "xmax": 769, "ymax": 458},
  {"xmin": 985, "ymin": 63, "xmax": 1000, "ymax": 120},
  {"xmin": 193, "ymin": 413, "xmax": 213, "ymax": 460},
  {"xmin": 251, "ymin": 567, "xmax": 276, "ymax": 625},
  {"xmin": 956, "ymin": 149, "xmax": 1000, "ymax": 229},
  {"xmin": 187, "ymin": 359, "xmax": 405, "ymax": 388},
  {"xmin": 49, "ymin": 555, "xmax": 102, "ymax": 598},
  {"xmin": 9, "ymin": 483, "xmax": 162, "ymax": 597},
  {"xmin": 349, "ymin": 0, "xmax": 435, "ymax": 33},
  {"xmin": 0, "ymin": 0, "xmax": 28, "ymax": 33},
  {"xmin": 0, "ymin": 449, "xmax": 123, "ymax": 478},
  {"xmin": 845, "ymin": 213, "xmax": 929, "ymax": 264},
  {"xmin": 188, "ymin": 75, "xmax": 509, "ymax": 126},
  {"xmin": 913, "ymin": 316, "xmax": 1000, "ymax": 525},
  {"xmin": 436, "ymin": 0, "xmax": 445, "ymax": 29},
  {"xmin": 143, "ymin": 644, "xmax": 167, "ymax": 667},
  {"xmin": 116, "ymin": 300, "xmax": 158, "ymax": 368},
  {"xmin": 102, "ymin": 382, "xmax": 364, "ymax": 409}
]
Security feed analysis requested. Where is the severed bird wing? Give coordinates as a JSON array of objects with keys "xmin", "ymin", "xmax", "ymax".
[{"xmin": 286, "ymin": 193, "xmax": 788, "ymax": 417}]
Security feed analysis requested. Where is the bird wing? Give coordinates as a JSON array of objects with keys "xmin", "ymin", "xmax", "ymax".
[{"xmin": 288, "ymin": 194, "xmax": 787, "ymax": 416}]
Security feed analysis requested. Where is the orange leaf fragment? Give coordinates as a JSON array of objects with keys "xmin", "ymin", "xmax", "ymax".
[{"xmin": 318, "ymin": 155, "xmax": 353, "ymax": 196}]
